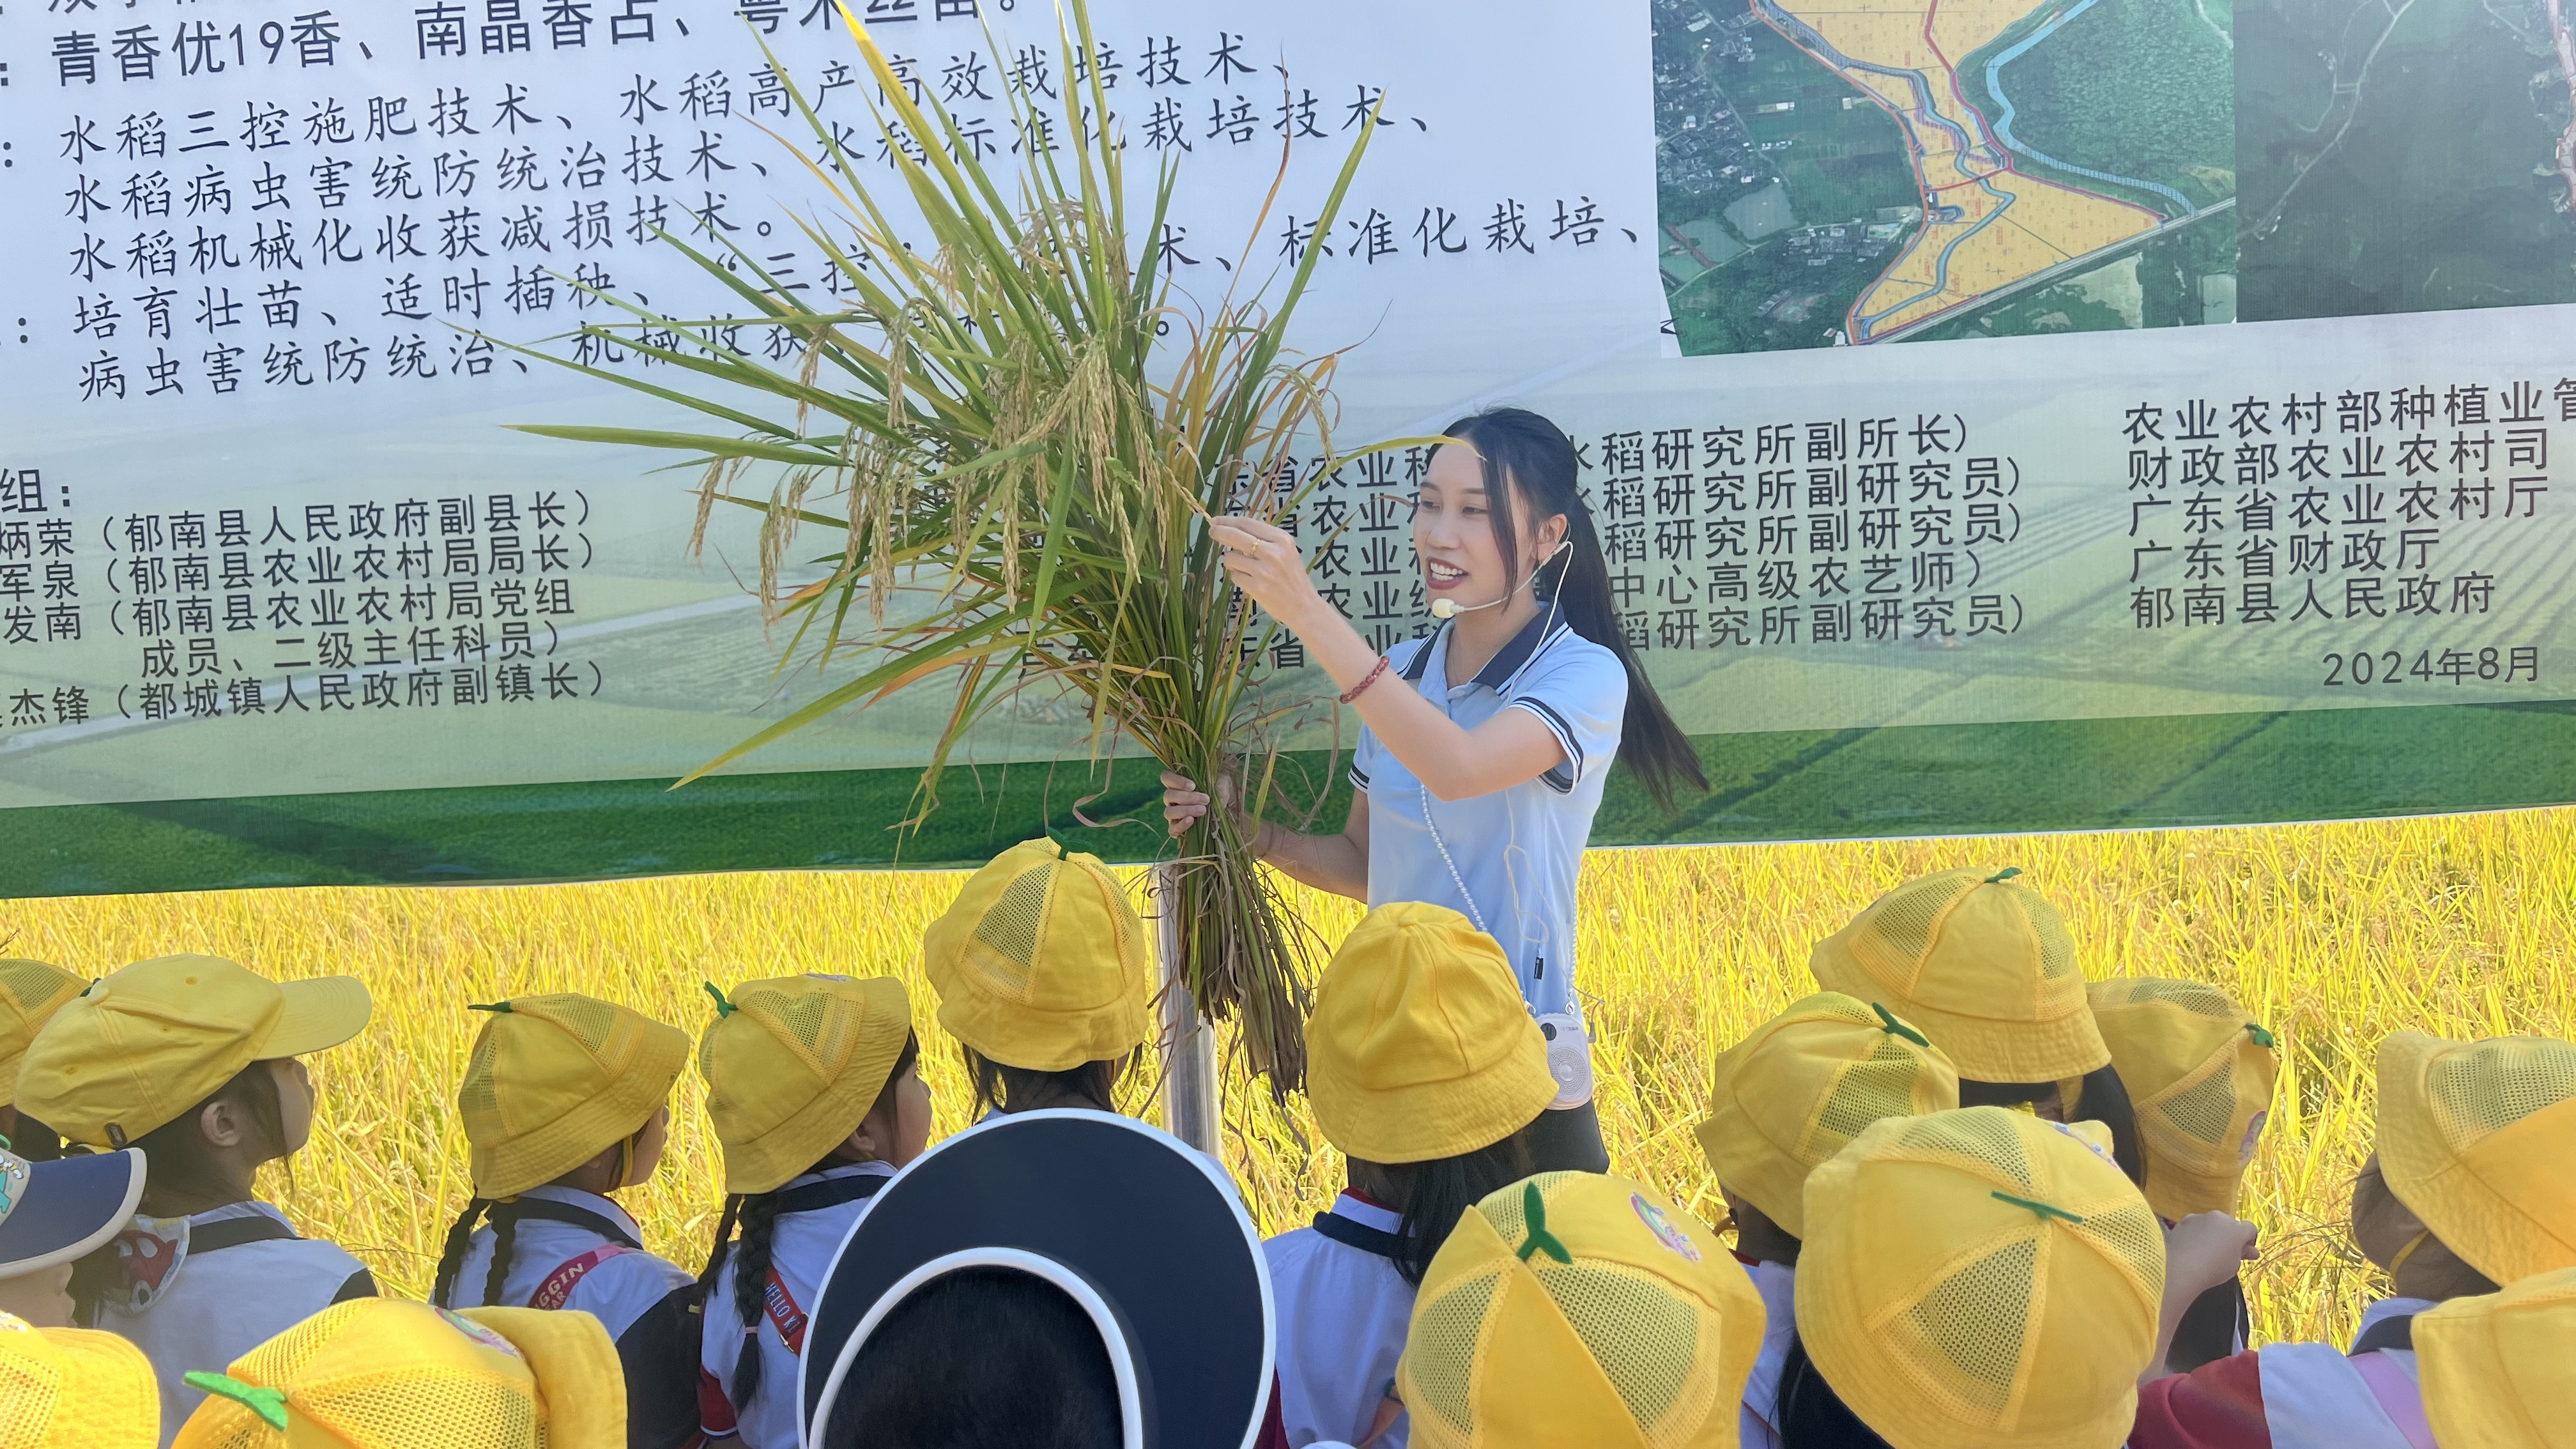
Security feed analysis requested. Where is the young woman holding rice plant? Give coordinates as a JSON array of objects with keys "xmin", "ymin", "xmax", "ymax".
[{"xmin": 1163, "ymin": 406, "xmax": 1706, "ymax": 1172}]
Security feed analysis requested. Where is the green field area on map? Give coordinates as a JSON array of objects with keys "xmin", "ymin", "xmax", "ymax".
[
  {"xmin": 2239, "ymin": 0, "xmax": 2576, "ymax": 319},
  {"xmin": 1911, "ymin": 207, "xmax": 2239, "ymax": 339},
  {"xmin": 1959, "ymin": 0, "xmax": 2237, "ymax": 218}
]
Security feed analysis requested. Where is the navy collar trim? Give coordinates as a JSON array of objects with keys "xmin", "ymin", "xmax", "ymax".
[{"xmin": 1402, "ymin": 610, "xmax": 1568, "ymax": 693}]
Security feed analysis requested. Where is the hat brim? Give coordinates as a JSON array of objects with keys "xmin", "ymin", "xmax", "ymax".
[
  {"xmin": 0, "ymin": 1149, "xmax": 146, "ymax": 1275},
  {"xmin": 799, "ymin": 1109, "xmax": 1273, "ymax": 1449},
  {"xmin": 258, "ymin": 976, "xmax": 373, "ymax": 1059}
]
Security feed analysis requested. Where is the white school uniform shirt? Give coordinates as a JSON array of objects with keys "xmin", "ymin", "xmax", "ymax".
[
  {"xmin": 1735, "ymin": 1258, "xmax": 1795, "ymax": 1449},
  {"xmin": 2258, "ymin": 1296, "xmax": 2439, "ymax": 1449},
  {"xmin": 94, "ymin": 1200, "xmax": 375, "ymax": 1448},
  {"xmin": 1351, "ymin": 611, "xmax": 1627, "ymax": 1022},
  {"xmin": 700, "ymin": 1161, "xmax": 897, "ymax": 1448},
  {"xmin": 1262, "ymin": 1192, "xmax": 1413, "ymax": 1449}
]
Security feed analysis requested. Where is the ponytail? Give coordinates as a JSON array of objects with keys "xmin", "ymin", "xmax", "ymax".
[
  {"xmin": 1442, "ymin": 408, "xmax": 1708, "ymax": 810},
  {"xmin": 727, "ymin": 1190, "xmax": 789, "ymax": 1412},
  {"xmin": 483, "ymin": 1206, "xmax": 521, "ymax": 1309},
  {"xmin": 432, "ymin": 1198, "xmax": 494, "ymax": 1308}
]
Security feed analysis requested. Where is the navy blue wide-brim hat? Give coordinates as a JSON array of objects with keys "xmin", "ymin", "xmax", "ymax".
[
  {"xmin": 799, "ymin": 1109, "xmax": 1273, "ymax": 1449},
  {"xmin": 0, "ymin": 1146, "xmax": 145, "ymax": 1275}
]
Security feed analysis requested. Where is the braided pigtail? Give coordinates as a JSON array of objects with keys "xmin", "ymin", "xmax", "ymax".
[
  {"xmin": 482, "ymin": 1205, "xmax": 521, "ymax": 1308},
  {"xmin": 727, "ymin": 1190, "xmax": 788, "ymax": 1414},
  {"xmin": 695, "ymin": 1193, "xmax": 744, "ymax": 1308},
  {"xmin": 431, "ymin": 1199, "xmax": 493, "ymax": 1308}
]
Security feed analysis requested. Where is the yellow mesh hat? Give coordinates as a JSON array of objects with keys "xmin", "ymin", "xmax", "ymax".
[
  {"xmin": 1797, "ymin": 1107, "xmax": 2163, "ymax": 1449},
  {"xmin": 171, "ymin": 1298, "xmax": 623, "ymax": 1449},
  {"xmin": 1397, "ymin": 1171, "xmax": 1763, "ymax": 1449},
  {"xmin": 2417, "ymin": 1266, "xmax": 2576, "ymax": 1449},
  {"xmin": 2377, "ymin": 1031, "xmax": 2576, "ymax": 1285},
  {"xmin": 0, "ymin": 1310, "xmax": 158, "ymax": 1449},
  {"xmin": 699, "ymin": 974, "xmax": 913, "ymax": 1194},
  {"xmin": 15, "ymin": 956, "xmax": 372, "ymax": 1151},
  {"xmin": 457, "ymin": 994, "xmax": 689, "ymax": 1200},
  {"xmin": 1307, "ymin": 903, "xmax": 1557, "ymax": 1165},
  {"xmin": 1810, "ymin": 868, "xmax": 2106, "ymax": 1084},
  {"xmin": 1693, "ymin": 992, "xmax": 1959, "ymax": 1238},
  {"xmin": 0, "ymin": 962, "xmax": 83, "ymax": 1104},
  {"xmin": 2085, "ymin": 978, "xmax": 2279, "ymax": 1220},
  {"xmin": 922, "ymin": 839, "xmax": 1152, "ymax": 1072}
]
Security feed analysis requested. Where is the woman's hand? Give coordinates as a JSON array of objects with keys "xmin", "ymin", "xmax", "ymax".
[
  {"xmin": 1209, "ymin": 516, "xmax": 1324, "ymax": 626},
  {"xmin": 1161, "ymin": 770, "xmax": 1222, "ymax": 839},
  {"xmin": 2145, "ymin": 1211, "xmax": 2260, "ymax": 1381}
]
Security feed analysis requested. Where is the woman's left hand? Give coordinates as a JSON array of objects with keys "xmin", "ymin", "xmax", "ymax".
[{"xmin": 1208, "ymin": 516, "xmax": 1322, "ymax": 625}]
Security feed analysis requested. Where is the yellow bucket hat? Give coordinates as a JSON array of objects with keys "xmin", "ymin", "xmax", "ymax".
[
  {"xmin": 2417, "ymin": 1266, "xmax": 2576, "ymax": 1449},
  {"xmin": 0, "ymin": 1310, "xmax": 159, "ymax": 1449},
  {"xmin": 0, "ymin": 962, "xmax": 84, "ymax": 1104},
  {"xmin": 15, "ymin": 955, "xmax": 372, "ymax": 1151},
  {"xmin": 1307, "ymin": 903, "xmax": 1557, "ymax": 1165},
  {"xmin": 2377, "ymin": 1031, "xmax": 2576, "ymax": 1285},
  {"xmin": 457, "ymin": 995, "xmax": 689, "ymax": 1201},
  {"xmin": 1397, "ymin": 1171, "xmax": 1763, "ymax": 1449},
  {"xmin": 1694, "ymin": 992, "xmax": 1959, "ymax": 1238},
  {"xmin": 700, "ymin": 974, "xmax": 913, "ymax": 1195},
  {"xmin": 171, "ymin": 1298, "xmax": 623, "ymax": 1449},
  {"xmin": 1810, "ymin": 868, "xmax": 2106, "ymax": 1084},
  {"xmin": 2085, "ymin": 978, "xmax": 2278, "ymax": 1221},
  {"xmin": 1797, "ymin": 1107, "xmax": 2163, "ymax": 1449},
  {"xmin": 922, "ymin": 839, "xmax": 1152, "ymax": 1072}
]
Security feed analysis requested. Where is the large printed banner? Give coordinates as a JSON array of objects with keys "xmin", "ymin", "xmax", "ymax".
[{"xmin": 2, "ymin": 0, "xmax": 2572, "ymax": 894}]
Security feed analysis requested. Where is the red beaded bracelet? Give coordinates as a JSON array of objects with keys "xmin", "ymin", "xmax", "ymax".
[{"xmin": 1339, "ymin": 654, "xmax": 1392, "ymax": 705}]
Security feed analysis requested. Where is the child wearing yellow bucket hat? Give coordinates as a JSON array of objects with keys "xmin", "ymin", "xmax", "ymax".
[
  {"xmin": 0, "ymin": 1307, "xmax": 161, "ymax": 1448},
  {"xmin": 1266, "ymin": 901, "xmax": 1558, "ymax": 1449},
  {"xmin": 170, "ymin": 1297, "xmax": 624, "ymax": 1449},
  {"xmin": 13, "ymin": 954, "xmax": 376, "ymax": 1446},
  {"xmin": 0, "ymin": 958, "xmax": 85, "ymax": 1160},
  {"xmin": 2133, "ymin": 1030, "xmax": 2576, "ymax": 1449},
  {"xmin": 2416, "ymin": 1265, "xmax": 2576, "ymax": 1449},
  {"xmin": 1393, "ymin": 1169, "xmax": 1765, "ymax": 1448},
  {"xmin": 1811, "ymin": 868, "xmax": 2149, "ymax": 1186},
  {"xmin": 429, "ymin": 993, "xmax": 697, "ymax": 1449},
  {"xmin": 923, "ymin": 839, "xmax": 1153, "ymax": 1117},
  {"xmin": 1692, "ymin": 992, "xmax": 1958, "ymax": 1449},
  {"xmin": 694, "ymin": 975, "xmax": 930, "ymax": 1449}
]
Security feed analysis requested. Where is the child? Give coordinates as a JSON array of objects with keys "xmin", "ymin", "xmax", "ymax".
[
  {"xmin": 0, "ymin": 1138, "xmax": 148, "ymax": 1328},
  {"xmin": 0, "ymin": 957, "xmax": 84, "ymax": 1160},
  {"xmin": 2089, "ymin": 977, "xmax": 2280, "ymax": 1371},
  {"xmin": 0, "ymin": 1304, "xmax": 160, "ymax": 1449},
  {"xmin": 2416, "ymin": 1264, "xmax": 2576, "ymax": 1448},
  {"xmin": 430, "ymin": 992, "xmax": 696, "ymax": 1449},
  {"xmin": 1788, "ymin": 1105, "xmax": 2179, "ymax": 1449},
  {"xmin": 1812, "ymin": 867, "xmax": 2150, "ymax": 1184},
  {"xmin": 1692, "ymin": 991, "xmax": 1958, "ymax": 1448},
  {"xmin": 696, "ymin": 974, "xmax": 931, "ymax": 1448},
  {"xmin": 1264, "ymin": 901, "xmax": 1559, "ymax": 1449},
  {"xmin": 171, "ymin": 1297, "xmax": 623, "ymax": 1449},
  {"xmin": 922, "ymin": 839, "xmax": 1153, "ymax": 1117},
  {"xmin": 1393, "ymin": 1169, "xmax": 1765, "ymax": 1449},
  {"xmin": 2131, "ymin": 1031, "xmax": 2576, "ymax": 1449},
  {"xmin": 14, "ymin": 954, "xmax": 376, "ymax": 1446}
]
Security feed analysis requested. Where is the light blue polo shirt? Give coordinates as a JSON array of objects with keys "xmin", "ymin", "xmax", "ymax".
[{"xmin": 1349, "ymin": 610, "xmax": 1628, "ymax": 1022}]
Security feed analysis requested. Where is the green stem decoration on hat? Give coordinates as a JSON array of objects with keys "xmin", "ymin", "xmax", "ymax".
[
  {"xmin": 1990, "ymin": 1190, "xmax": 2086, "ymax": 1225},
  {"xmin": 1871, "ymin": 1002, "xmax": 1931, "ymax": 1048},
  {"xmin": 703, "ymin": 983, "xmax": 737, "ymax": 1018},
  {"xmin": 1984, "ymin": 867, "xmax": 2023, "ymax": 884},
  {"xmin": 2246, "ymin": 1023, "xmax": 2277, "ymax": 1049},
  {"xmin": 466, "ymin": 1001, "xmax": 514, "ymax": 1014},
  {"xmin": 1515, "ymin": 1182, "xmax": 1573, "ymax": 1264},
  {"xmin": 185, "ymin": 1372, "xmax": 291, "ymax": 1430}
]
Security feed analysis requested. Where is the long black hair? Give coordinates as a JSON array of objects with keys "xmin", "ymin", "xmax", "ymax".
[
  {"xmin": 701, "ymin": 1030, "xmax": 923, "ymax": 1419},
  {"xmin": 819, "ymin": 1268, "xmax": 1121, "ymax": 1449},
  {"xmin": 1776, "ymin": 1335, "xmax": 1896, "ymax": 1448},
  {"xmin": 1360, "ymin": 1124, "xmax": 1541, "ymax": 1287},
  {"xmin": 1958, "ymin": 1065, "xmax": 2147, "ymax": 1187},
  {"xmin": 1441, "ymin": 408, "xmax": 1708, "ymax": 809},
  {"xmin": 71, "ymin": 1064, "xmax": 290, "ymax": 1325},
  {"xmin": 962, "ymin": 1044, "xmax": 1137, "ymax": 1118}
]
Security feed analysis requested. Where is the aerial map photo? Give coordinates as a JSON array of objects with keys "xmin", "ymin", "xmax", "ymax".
[
  {"xmin": 2238, "ymin": 0, "xmax": 2576, "ymax": 318},
  {"xmin": 1653, "ymin": 0, "xmax": 2237, "ymax": 353}
]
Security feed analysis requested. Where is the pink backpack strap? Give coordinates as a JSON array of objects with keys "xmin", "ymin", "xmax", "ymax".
[
  {"xmin": 2347, "ymin": 1353, "xmax": 2435, "ymax": 1449},
  {"xmin": 529, "ymin": 1244, "xmax": 635, "ymax": 1311}
]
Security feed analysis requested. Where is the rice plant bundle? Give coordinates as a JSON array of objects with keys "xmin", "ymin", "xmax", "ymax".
[{"xmin": 507, "ymin": 1, "xmax": 1386, "ymax": 1089}]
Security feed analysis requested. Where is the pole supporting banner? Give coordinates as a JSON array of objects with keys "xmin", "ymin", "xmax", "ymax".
[{"xmin": 1152, "ymin": 861, "xmax": 1223, "ymax": 1158}]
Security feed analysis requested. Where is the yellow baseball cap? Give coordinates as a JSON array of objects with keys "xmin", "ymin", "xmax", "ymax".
[
  {"xmin": 1307, "ymin": 903, "xmax": 1556, "ymax": 1165},
  {"xmin": 1397, "ymin": 1170, "xmax": 1762, "ymax": 1449},
  {"xmin": 923, "ymin": 839, "xmax": 1152, "ymax": 1072},
  {"xmin": 0, "ymin": 962, "xmax": 84, "ymax": 1104},
  {"xmin": 1810, "ymin": 868, "xmax": 2106, "ymax": 1084},
  {"xmin": 2086, "ymin": 978, "xmax": 2279, "ymax": 1220},
  {"xmin": 1797, "ymin": 1107, "xmax": 2163, "ymax": 1449},
  {"xmin": 0, "ymin": 1310, "xmax": 158, "ymax": 1449},
  {"xmin": 700, "ymin": 974, "xmax": 914, "ymax": 1195},
  {"xmin": 457, "ymin": 995, "xmax": 689, "ymax": 1200},
  {"xmin": 1694, "ymin": 992, "xmax": 1959, "ymax": 1238},
  {"xmin": 2377, "ymin": 1031, "xmax": 2576, "ymax": 1285},
  {"xmin": 15, "ymin": 956, "xmax": 371, "ymax": 1151},
  {"xmin": 2417, "ymin": 1266, "xmax": 2576, "ymax": 1449},
  {"xmin": 171, "ymin": 1298, "xmax": 622, "ymax": 1449}
]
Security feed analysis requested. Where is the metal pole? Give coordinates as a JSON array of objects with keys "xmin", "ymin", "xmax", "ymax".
[{"xmin": 1152, "ymin": 859, "xmax": 1222, "ymax": 1157}]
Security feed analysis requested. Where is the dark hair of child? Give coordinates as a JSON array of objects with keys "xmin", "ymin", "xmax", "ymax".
[
  {"xmin": 1775, "ymin": 1334, "xmax": 1896, "ymax": 1449},
  {"xmin": 1349, "ymin": 1124, "xmax": 1539, "ymax": 1287},
  {"xmin": 699, "ymin": 1029, "xmax": 923, "ymax": 1416},
  {"xmin": 70, "ymin": 1063, "xmax": 286, "ymax": 1323},
  {"xmin": 962, "ymin": 1043, "xmax": 1138, "ymax": 1118},
  {"xmin": 819, "ymin": 1266, "xmax": 1121, "ymax": 1449},
  {"xmin": 1958, "ymin": 1066, "xmax": 2147, "ymax": 1186}
]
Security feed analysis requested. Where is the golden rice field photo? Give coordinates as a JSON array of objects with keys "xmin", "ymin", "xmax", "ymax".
[{"xmin": 8, "ymin": 806, "xmax": 2572, "ymax": 1350}]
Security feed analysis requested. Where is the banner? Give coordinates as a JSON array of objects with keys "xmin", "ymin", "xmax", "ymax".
[{"xmin": 2, "ymin": 0, "xmax": 2571, "ymax": 895}]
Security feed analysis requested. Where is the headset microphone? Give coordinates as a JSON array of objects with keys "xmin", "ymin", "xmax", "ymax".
[{"xmin": 1428, "ymin": 539, "xmax": 1570, "ymax": 620}]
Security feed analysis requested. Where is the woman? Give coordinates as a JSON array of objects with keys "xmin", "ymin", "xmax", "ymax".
[{"xmin": 1164, "ymin": 406, "xmax": 1705, "ymax": 1171}]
